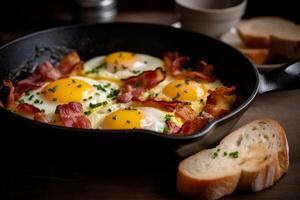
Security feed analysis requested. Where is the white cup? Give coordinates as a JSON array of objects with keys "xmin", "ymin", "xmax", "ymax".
[{"xmin": 175, "ymin": 0, "xmax": 247, "ymax": 38}]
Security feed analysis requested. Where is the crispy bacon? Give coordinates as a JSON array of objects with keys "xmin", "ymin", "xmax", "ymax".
[
  {"xmin": 17, "ymin": 103, "xmax": 41, "ymax": 114},
  {"xmin": 135, "ymin": 99, "xmax": 178, "ymax": 112},
  {"xmin": 33, "ymin": 112, "xmax": 51, "ymax": 123},
  {"xmin": 166, "ymin": 121, "xmax": 181, "ymax": 134},
  {"xmin": 56, "ymin": 102, "xmax": 91, "ymax": 129},
  {"xmin": 163, "ymin": 52, "xmax": 215, "ymax": 82},
  {"xmin": 15, "ymin": 61, "xmax": 60, "ymax": 98},
  {"xmin": 174, "ymin": 103, "xmax": 198, "ymax": 122},
  {"xmin": 117, "ymin": 68, "xmax": 166, "ymax": 103},
  {"xmin": 3, "ymin": 80, "xmax": 16, "ymax": 109},
  {"xmin": 15, "ymin": 52, "xmax": 82, "ymax": 98},
  {"xmin": 203, "ymin": 86, "xmax": 236, "ymax": 118},
  {"xmin": 179, "ymin": 117, "xmax": 209, "ymax": 135},
  {"xmin": 57, "ymin": 52, "xmax": 82, "ymax": 75}
]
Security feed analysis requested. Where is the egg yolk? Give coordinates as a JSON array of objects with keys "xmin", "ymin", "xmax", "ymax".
[
  {"xmin": 101, "ymin": 109, "xmax": 143, "ymax": 129},
  {"xmin": 105, "ymin": 51, "xmax": 136, "ymax": 71},
  {"xmin": 43, "ymin": 78, "xmax": 93, "ymax": 103},
  {"xmin": 162, "ymin": 79, "xmax": 205, "ymax": 101}
]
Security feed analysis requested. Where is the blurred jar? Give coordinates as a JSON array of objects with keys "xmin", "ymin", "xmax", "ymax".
[{"xmin": 75, "ymin": 0, "xmax": 117, "ymax": 23}]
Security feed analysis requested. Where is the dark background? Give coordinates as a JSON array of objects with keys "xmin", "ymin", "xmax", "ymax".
[{"xmin": 0, "ymin": 0, "xmax": 299, "ymax": 45}]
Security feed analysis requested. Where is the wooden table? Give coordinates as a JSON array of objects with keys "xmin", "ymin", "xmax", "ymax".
[{"xmin": 3, "ymin": 12, "xmax": 300, "ymax": 200}]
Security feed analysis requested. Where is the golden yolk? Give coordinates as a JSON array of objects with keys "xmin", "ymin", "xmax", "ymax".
[
  {"xmin": 105, "ymin": 51, "xmax": 136, "ymax": 71},
  {"xmin": 162, "ymin": 80, "xmax": 205, "ymax": 101},
  {"xmin": 101, "ymin": 109, "xmax": 143, "ymax": 129},
  {"xmin": 43, "ymin": 78, "xmax": 93, "ymax": 103}
]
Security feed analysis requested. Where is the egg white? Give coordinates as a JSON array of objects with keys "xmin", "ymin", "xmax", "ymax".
[{"xmin": 83, "ymin": 53, "xmax": 164, "ymax": 80}]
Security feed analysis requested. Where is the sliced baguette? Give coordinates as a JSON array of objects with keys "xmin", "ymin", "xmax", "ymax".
[
  {"xmin": 237, "ymin": 16, "xmax": 297, "ymax": 48},
  {"xmin": 237, "ymin": 47, "xmax": 269, "ymax": 64},
  {"xmin": 177, "ymin": 118, "xmax": 289, "ymax": 200}
]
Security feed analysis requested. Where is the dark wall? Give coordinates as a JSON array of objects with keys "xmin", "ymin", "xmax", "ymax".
[{"xmin": 0, "ymin": 0, "xmax": 299, "ymax": 29}]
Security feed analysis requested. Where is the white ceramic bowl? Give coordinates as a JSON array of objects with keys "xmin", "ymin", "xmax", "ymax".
[{"xmin": 175, "ymin": 0, "xmax": 247, "ymax": 38}]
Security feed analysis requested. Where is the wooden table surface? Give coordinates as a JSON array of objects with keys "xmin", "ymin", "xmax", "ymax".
[{"xmin": 3, "ymin": 12, "xmax": 300, "ymax": 200}]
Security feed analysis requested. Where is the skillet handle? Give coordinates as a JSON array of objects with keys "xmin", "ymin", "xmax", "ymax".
[{"xmin": 258, "ymin": 60, "xmax": 300, "ymax": 94}]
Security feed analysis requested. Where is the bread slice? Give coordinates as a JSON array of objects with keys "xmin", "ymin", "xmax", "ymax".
[
  {"xmin": 177, "ymin": 118, "xmax": 289, "ymax": 200},
  {"xmin": 237, "ymin": 16, "xmax": 297, "ymax": 48},
  {"xmin": 237, "ymin": 47, "xmax": 269, "ymax": 64},
  {"xmin": 268, "ymin": 34, "xmax": 300, "ymax": 63}
]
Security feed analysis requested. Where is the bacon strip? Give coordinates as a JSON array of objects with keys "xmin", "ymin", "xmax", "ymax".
[
  {"xmin": 179, "ymin": 117, "xmax": 209, "ymax": 135},
  {"xmin": 166, "ymin": 121, "xmax": 181, "ymax": 134},
  {"xmin": 15, "ymin": 52, "xmax": 82, "ymax": 99},
  {"xmin": 3, "ymin": 80, "xmax": 16, "ymax": 109},
  {"xmin": 56, "ymin": 102, "xmax": 91, "ymax": 129},
  {"xmin": 117, "ymin": 68, "xmax": 166, "ymax": 103},
  {"xmin": 16, "ymin": 103, "xmax": 49, "ymax": 123},
  {"xmin": 15, "ymin": 61, "xmax": 60, "ymax": 98},
  {"xmin": 163, "ymin": 52, "xmax": 215, "ymax": 82},
  {"xmin": 203, "ymin": 86, "xmax": 236, "ymax": 118},
  {"xmin": 57, "ymin": 52, "xmax": 82, "ymax": 75}
]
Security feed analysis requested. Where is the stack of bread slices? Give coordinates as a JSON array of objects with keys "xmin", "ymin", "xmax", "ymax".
[{"xmin": 236, "ymin": 17, "xmax": 300, "ymax": 64}]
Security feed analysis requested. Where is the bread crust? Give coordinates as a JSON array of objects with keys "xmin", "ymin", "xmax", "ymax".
[{"xmin": 176, "ymin": 118, "xmax": 289, "ymax": 200}]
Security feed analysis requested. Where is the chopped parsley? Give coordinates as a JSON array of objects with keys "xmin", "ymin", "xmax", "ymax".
[
  {"xmin": 112, "ymin": 115, "xmax": 117, "ymax": 120},
  {"xmin": 89, "ymin": 101, "xmax": 108, "ymax": 109},
  {"xmin": 163, "ymin": 126, "xmax": 169, "ymax": 134},
  {"xmin": 132, "ymin": 70, "xmax": 141, "ymax": 74},
  {"xmin": 172, "ymin": 92, "xmax": 180, "ymax": 101},
  {"xmin": 52, "ymin": 98, "xmax": 57, "ymax": 102},
  {"xmin": 223, "ymin": 152, "xmax": 228, "ymax": 156},
  {"xmin": 84, "ymin": 111, "xmax": 92, "ymax": 116},
  {"xmin": 107, "ymin": 88, "xmax": 119, "ymax": 100},
  {"xmin": 28, "ymin": 95, "xmax": 34, "ymax": 101},
  {"xmin": 72, "ymin": 79, "xmax": 76, "ymax": 83},
  {"xmin": 126, "ymin": 120, "xmax": 131, "ymax": 124},
  {"xmin": 185, "ymin": 78, "xmax": 191, "ymax": 85},
  {"xmin": 25, "ymin": 91, "xmax": 30, "ymax": 96},
  {"xmin": 229, "ymin": 151, "xmax": 239, "ymax": 158},
  {"xmin": 34, "ymin": 99, "xmax": 40, "ymax": 104},
  {"xmin": 164, "ymin": 114, "xmax": 173, "ymax": 122},
  {"xmin": 19, "ymin": 99, "xmax": 25, "ymax": 104},
  {"xmin": 93, "ymin": 84, "xmax": 106, "ymax": 92},
  {"xmin": 212, "ymin": 152, "xmax": 218, "ymax": 159},
  {"xmin": 112, "ymin": 66, "xmax": 118, "ymax": 73},
  {"xmin": 77, "ymin": 84, "xmax": 82, "ymax": 88},
  {"xmin": 175, "ymin": 83, "xmax": 182, "ymax": 88},
  {"xmin": 103, "ymin": 83, "xmax": 111, "ymax": 88},
  {"xmin": 48, "ymin": 85, "xmax": 58, "ymax": 93}
]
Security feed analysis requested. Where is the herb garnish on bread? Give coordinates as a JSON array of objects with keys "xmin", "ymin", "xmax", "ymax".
[{"xmin": 177, "ymin": 118, "xmax": 289, "ymax": 200}]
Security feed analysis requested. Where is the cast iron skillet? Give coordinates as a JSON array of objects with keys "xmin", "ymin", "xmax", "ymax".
[{"xmin": 0, "ymin": 23, "xmax": 299, "ymax": 158}]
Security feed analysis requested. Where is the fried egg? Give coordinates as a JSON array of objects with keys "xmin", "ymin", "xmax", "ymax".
[
  {"xmin": 89, "ymin": 103, "xmax": 182, "ymax": 132},
  {"xmin": 83, "ymin": 51, "xmax": 164, "ymax": 81},
  {"xmin": 145, "ymin": 77, "xmax": 224, "ymax": 113},
  {"xmin": 18, "ymin": 76, "xmax": 119, "ymax": 118}
]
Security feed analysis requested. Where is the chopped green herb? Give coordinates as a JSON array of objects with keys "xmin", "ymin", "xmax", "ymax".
[
  {"xmin": 184, "ymin": 90, "xmax": 188, "ymax": 94},
  {"xmin": 93, "ymin": 84, "xmax": 106, "ymax": 92},
  {"xmin": 212, "ymin": 152, "xmax": 218, "ymax": 159},
  {"xmin": 185, "ymin": 78, "xmax": 191, "ymax": 85},
  {"xmin": 84, "ymin": 111, "xmax": 92, "ymax": 116},
  {"xmin": 163, "ymin": 126, "xmax": 169, "ymax": 134},
  {"xmin": 108, "ymin": 108, "xmax": 112, "ymax": 112},
  {"xmin": 28, "ymin": 95, "xmax": 34, "ymax": 101},
  {"xmin": 132, "ymin": 70, "xmax": 141, "ymax": 74},
  {"xmin": 184, "ymin": 102, "xmax": 192, "ymax": 105},
  {"xmin": 144, "ymin": 61, "xmax": 148, "ymax": 64},
  {"xmin": 72, "ymin": 79, "xmax": 76, "ymax": 83},
  {"xmin": 112, "ymin": 115, "xmax": 117, "ymax": 120},
  {"xmin": 83, "ymin": 99, "xmax": 87, "ymax": 102},
  {"xmin": 25, "ymin": 91, "xmax": 30, "ymax": 96},
  {"xmin": 172, "ymin": 92, "xmax": 180, "ymax": 101},
  {"xmin": 107, "ymin": 89, "xmax": 119, "ymax": 100},
  {"xmin": 175, "ymin": 83, "xmax": 182, "ymax": 88},
  {"xmin": 229, "ymin": 151, "xmax": 239, "ymax": 158},
  {"xmin": 88, "ymin": 96, "xmax": 93, "ymax": 100},
  {"xmin": 113, "ymin": 66, "xmax": 118, "ymax": 73},
  {"xmin": 36, "ymin": 92, "xmax": 41, "ymax": 95},
  {"xmin": 77, "ymin": 84, "xmax": 82, "ymax": 88},
  {"xmin": 40, "ymin": 101, "xmax": 44, "ymax": 104},
  {"xmin": 34, "ymin": 99, "xmax": 40, "ymax": 104},
  {"xmin": 164, "ymin": 114, "xmax": 173, "ymax": 122},
  {"xmin": 89, "ymin": 101, "xmax": 108, "ymax": 109},
  {"xmin": 223, "ymin": 152, "xmax": 227, "ymax": 156},
  {"xmin": 121, "ymin": 65, "xmax": 128, "ymax": 69},
  {"xmin": 41, "ymin": 109, "xmax": 45, "ymax": 113},
  {"xmin": 103, "ymin": 83, "xmax": 111, "ymax": 88},
  {"xmin": 48, "ymin": 85, "xmax": 58, "ymax": 93},
  {"xmin": 217, "ymin": 148, "xmax": 220, "ymax": 152},
  {"xmin": 19, "ymin": 99, "xmax": 25, "ymax": 104},
  {"xmin": 52, "ymin": 98, "xmax": 57, "ymax": 102},
  {"xmin": 126, "ymin": 120, "xmax": 131, "ymax": 124},
  {"xmin": 96, "ymin": 92, "xmax": 100, "ymax": 96}
]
